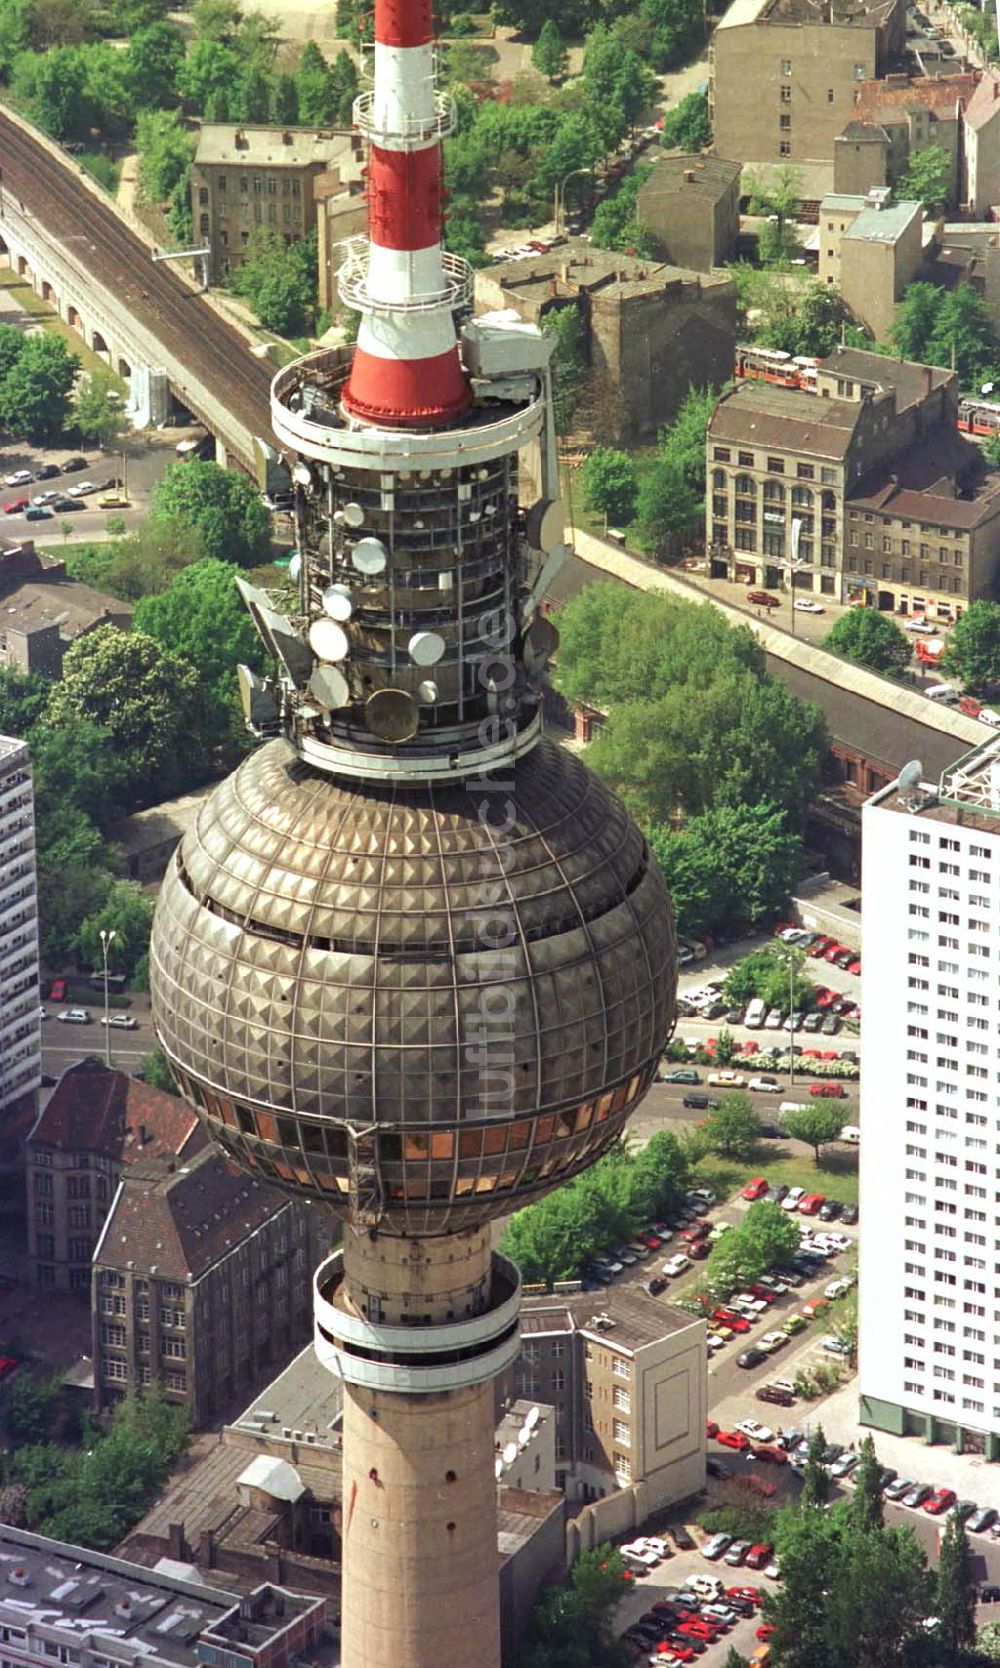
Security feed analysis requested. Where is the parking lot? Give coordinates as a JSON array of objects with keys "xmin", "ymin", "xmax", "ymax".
[{"xmin": 615, "ymin": 1540, "xmax": 778, "ymax": 1666}]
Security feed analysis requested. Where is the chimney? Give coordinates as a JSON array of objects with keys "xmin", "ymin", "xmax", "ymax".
[
  {"xmin": 168, "ymin": 1521, "xmax": 185, "ymax": 1560},
  {"xmin": 198, "ymin": 1528, "xmax": 216, "ymax": 1568},
  {"xmin": 925, "ymin": 365, "xmax": 934, "ymax": 393},
  {"xmin": 684, "ymin": 169, "xmax": 695, "ymax": 183}
]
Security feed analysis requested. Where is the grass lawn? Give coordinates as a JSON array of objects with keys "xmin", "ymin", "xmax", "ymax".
[
  {"xmin": 693, "ymin": 1142, "xmax": 860, "ymax": 1206},
  {"xmin": 0, "ymin": 267, "xmax": 112, "ymax": 377}
]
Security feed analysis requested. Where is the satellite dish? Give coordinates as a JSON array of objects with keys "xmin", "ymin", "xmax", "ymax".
[
  {"xmin": 525, "ymin": 1405, "xmax": 540, "ymax": 1431},
  {"xmin": 524, "ymin": 497, "xmax": 566, "ymax": 554},
  {"xmin": 898, "ymin": 759, "xmax": 923, "ymax": 791},
  {"xmin": 342, "ymin": 502, "xmax": 365, "ymax": 528},
  {"xmin": 288, "ymin": 551, "xmax": 302, "ymax": 583},
  {"xmin": 332, "ymin": 509, "xmax": 345, "ymax": 525},
  {"xmin": 309, "ymin": 665, "xmax": 350, "ymax": 710},
  {"xmin": 494, "ymin": 1458, "xmax": 503, "ymax": 1481},
  {"xmin": 517, "ymin": 1431, "xmax": 530, "ymax": 1449},
  {"xmin": 366, "ymin": 689, "xmax": 419, "ymax": 742},
  {"xmin": 524, "ymin": 615, "xmax": 559, "ymax": 674},
  {"xmin": 292, "ymin": 461, "xmax": 313, "ymax": 487},
  {"xmin": 983, "ymin": 382, "xmax": 995, "ymax": 396},
  {"xmin": 352, "ymin": 537, "xmax": 388, "ymax": 576},
  {"xmin": 322, "ymin": 585, "xmax": 353, "ymax": 622},
  {"xmin": 408, "ymin": 630, "xmax": 445, "ymax": 667},
  {"xmin": 417, "ymin": 679, "xmax": 438, "ymax": 704},
  {"xmin": 309, "ymin": 618, "xmax": 349, "ymax": 662},
  {"xmin": 502, "ymin": 1441, "xmax": 518, "ymax": 1466}
]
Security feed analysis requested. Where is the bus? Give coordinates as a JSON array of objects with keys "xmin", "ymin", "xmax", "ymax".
[{"xmin": 733, "ymin": 344, "xmax": 799, "ymax": 386}]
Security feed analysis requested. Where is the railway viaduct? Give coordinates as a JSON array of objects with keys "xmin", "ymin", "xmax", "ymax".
[{"xmin": 0, "ymin": 105, "xmax": 274, "ymax": 474}]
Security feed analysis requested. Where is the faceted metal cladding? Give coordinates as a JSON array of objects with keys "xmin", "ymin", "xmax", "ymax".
[{"xmin": 151, "ymin": 733, "xmax": 675, "ymax": 1236}]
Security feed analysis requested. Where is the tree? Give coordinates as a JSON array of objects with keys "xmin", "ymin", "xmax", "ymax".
[
  {"xmin": 703, "ymin": 1201, "xmax": 799, "ymax": 1297},
  {"xmin": 142, "ymin": 1046, "xmax": 180, "ymax": 1096},
  {"xmin": 978, "ymin": 1622, "xmax": 1000, "ymax": 1661},
  {"xmin": 520, "ymin": 1544, "xmax": 632, "ymax": 1668},
  {"xmin": 899, "ymin": 144, "xmax": 951, "ymax": 214},
  {"xmin": 781, "ymin": 1103, "xmax": 846, "ymax": 1163},
  {"xmin": 541, "ymin": 307, "xmax": 588, "ymax": 435},
  {"xmin": 926, "ymin": 283, "xmax": 999, "ymax": 387},
  {"xmin": 0, "ymin": 333, "xmax": 78, "ymax": 443},
  {"xmin": 590, "ymin": 167, "xmax": 656, "ymax": 258},
  {"xmin": 634, "ymin": 458, "xmax": 700, "ymax": 550},
  {"xmin": 1, "ymin": 1373, "xmax": 61, "ymax": 1447},
  {"xmin": 231, "ymin": 227, "xmax": 318, "ymax": 335},
  {"xmin": 47, "ymin": 625, "xmax": 201, "ymax": 803},
  {"xmin": 127, "ymin": 19, "xmax": 184, "ymax": 107},
  {"xmin": 890, "ymin": 281, "xmax": 944, "ymax": 363},
  {"xmin": 701, "ymin": 1093, "xmax": 760, "ymax": 1160},
  {"xmin": 824, "ymin": 608, "xmax": 912, "ymax": 674},
  {"xmin": 849, "ymin": 1434, "xmax": 884, "ymax": 1535},
  {"xmin": 580, "ymin": 447, "xmax": 638, "ymax": 526},
  {"xmin": 0, "ymin": 666, "xmax": 51, "ymax": 737},
  {"xmin": 661, "ymin": 90, "xmax": 710, "ymax": 153},
  {"xmin": 71, "ymin": 369, "xmax": 126, "ymax": 448},
  {"xmin": 936, "ymin": 1512, "xmax": 976, "ymax": 1662},
  {"xmin": 135, "ymin": 108, "xmax": 195, "ymax": 202},
  {"xmin": 178, "ymin": 37, "xmax": 240, "ymax": 111},
  {"xmin": 746, "ymin": 166, "xmax": 803, "ymax": 267},
  {"xmin": 825, "ymin": 1521, "xmax": 933, "ymax": 1668},
  {"xmin": 76, "ymin": 880, "xmax": 154, "ymax": 980},
  {"xmin": 648, "ymin": 802, "xmax": 802, "ymax": 940},
  {"xmin": 800, "ymin": 1426, "xmax": 830, "ymax": 1508},
  {"xmin": 941, "ymin": 598, "xmax": 1000, "ymax": 693},
  {"xmin": 659, "ymin": 385, "xmax": 717, "ymax": 496},
  {"xmin": 151, "ymin": 459, "xmax": 271, "ymax": 568},
  {"xmin": 532, "ymin": 18, "xmax": 567, "ymax": 80},
  {"xmin": 10, "ymin": 44, "xmax": 98, "ymax": 141}
]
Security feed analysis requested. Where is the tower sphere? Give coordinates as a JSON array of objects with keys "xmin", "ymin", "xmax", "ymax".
[{"xmin": 150, "ymin": 733, "xmax": 675, "ymax": 1236}]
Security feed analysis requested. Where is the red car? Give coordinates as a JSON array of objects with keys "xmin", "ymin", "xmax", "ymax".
[
  {"xmin": 810, "ymin": 1083, "xmax": 845, "ymax": 1098},
  {"xmin": 48, "ymin": 977, "xmax": 67, "ymax": 1001},
  {"xmin": 751, "ymin": 1443, "xmax": 787, "ymax": 1465},
  {"xmin": 740, "ymin": 1040, "xmax": 759, "ymax": 1056},
  {"xmin": 3, "ymin": 497, "xmax": 28, "ymax": 514},
  {"xmin": 800, "ymin": 1048, "xmax": 822, "ymax": 1059},
  {"xmin": 808, "ymin": 936, "xmax": 835, "ymax": 958},
  {"xmin": 747, "ymin": 590, "xmax": 780, "ymax": 609},
  {"xmin": 847, "ymin": 958, "xmax": 861, "ymax": 975},
  {"xmin": 802, "ymin": 1297, "xmax": 828, "ymax": 1317},
  {"xmin": 814, "ymin": 986, "xmax": 837, "ymax": 1008},
  {"xmin": 713, "ymin": 1310, "xmax": 750, "ymax": 1333},
  {"xmin": 749, "ymin": 1283, "xmax": 775, "ymax": 1302},
  {"xmin": 689, "ymin": 1239, "xmax": 709, "ymax": 1259},
  {"xmin": 756, "ymin": 1625, "xmax": 776, "ymax": 1641},
  {"xmin": 742, "ymin": 1177, "xmax": 769, "ymax": 1201},
  {"xmin": 727, "ymin": 1587, "xmax": 761, "ymax": 1604},
  {"xmin": 716, "ymin": 1429, "xmax": 752, "ymax": 1450},
  {"xmin": 706, "ymin": 1419, "xmax": 720, "ymax": 1438},
  {"xmin": 665, "ymin": 1647, "xmax": 697, "ymax": 1663},
  {"xmin": 824, "ymin": 943, "xmax": 848, "ymax": 963},
  {"xmin": 924, "ymin": 1487, "xmax": 957, "ymax": 1515},
  {"xmin": 683, "ymin": 1222, "xmax": 710, "ymax": 1241},
  {"xmin": 745, "ymin": 1544, "xmax": 774, "ymax": 1570},
  {"xmin": 0, "ymin": 1357, "xmax": 17, "ymax": 1381},
  {"xmin": 679, "ymin": 1623, "xmax": 721, "ymax": 1643},
  {"xmin": 798, "ymin": 1193, "xmax": 826, "ymax": 1214},
  {"xmin": 640, "ymin": 1232, "xmax": 663, "ymax": 1250}
]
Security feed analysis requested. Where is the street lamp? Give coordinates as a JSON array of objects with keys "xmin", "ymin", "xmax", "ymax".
[
  {"xmin": 100, "ymin": 928, "xmax": 117, "ymax": 1068},
  {"xmin": 553, "ymin": 166, "xmax": 593, "ymax": 237}
]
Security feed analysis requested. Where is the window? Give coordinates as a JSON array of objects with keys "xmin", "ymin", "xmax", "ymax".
[
  {"xmin": 779, "ymin": 141, "xmax": 790, "ymax": 156},
  {"xmin": 780, "ymin": 114, "xmax": 791, "ymax": 130},
  {"xmin": 781, "ymin": 58, "xmax": 792, "ymax": 74},
  {"xmin": 612, "ymin": 1357, "xmax": 631, "ymax": 1380},
  {"xmin": 780, "ymin": 84, "xmax": 791, "ymax": 103},
  {"xmin": 613, "ymin": 1419, "xmax": 630, "ymax": 1444},
  {"xmin": 613, "ymin": 1453, "xmax": 632, "ymax": 1484},
  {"xmin": 738, "ymin": 452, "xmax": 754, "ymax": 468},
  {"xmin": 613, "ymin": 1387, "xmax": 631, "ymax": 1413}
]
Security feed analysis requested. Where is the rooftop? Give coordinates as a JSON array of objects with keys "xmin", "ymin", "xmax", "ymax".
[
  {"xmin": 718, "ymin": 0, "xmax": 896, "ymax": 28},
  {"xmin": 842, "ymin": 197, "xmax": 922, "ymax": 243},
  {"xmin": 486, "ymin": 240, "xmax": 733, "ymax": 301},
  {"xmin": 0, "ymin": 546, "xmax": 132, "ymax": 644},
  {"xmin": 95, "ymin": 1146, "xmax": 291, "ymax": 1283},
  {"xmin": 852, "ymin": 69, "xmax": 979, "ymax": 117},
  {"xmin": 639, "ymin": 154, "xmax": 741, "ymax": 202},
  {"xmin": 0, "ymin": 732, "xmax": 28, "ymax": 768},
  {"xmin": 708, "ymin": 380, "xmax": 861, "ymax": 458},
  {"xmin": 194, "ymin": 124, "xmax": 354, "ymax": 167},
  {"xmin": 964, "ymin": 67, "xmax": 1000, "ymax": 131},
  {"xmin": 847, "ymin": 427, "xmax": 1000, "ymax": 527},
  {"xmin": 872, "ymin": 738, "xmax": 1000, "ymax": 832},
  {"xmin": 520, "ymin": 1285, "xmax": 699, "ymax": 1353},
  {"xmin": 32, "ymin": 1059, "xmax": 204, "ymax": 1165},
  {"xmin": 230, "ymin": 1343, "xmax": 344, "ymax": 1448},
  {"xmin": 817, "ymin": 345, "xmax": 954, "ymax": 411}
]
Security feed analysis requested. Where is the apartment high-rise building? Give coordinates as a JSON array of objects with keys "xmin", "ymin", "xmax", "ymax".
[
  {"xmin": 0, "ymin": 734, "xmax": 40, "ymax": 1119},
  {"xmin": 860, "ymin": 742, "xmax": 1000, "ymax": 1461}
]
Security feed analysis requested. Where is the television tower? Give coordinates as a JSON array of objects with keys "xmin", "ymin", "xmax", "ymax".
[{"xmin": 148, "ymin": 3, "xmax": 676, "ymax": 1666}]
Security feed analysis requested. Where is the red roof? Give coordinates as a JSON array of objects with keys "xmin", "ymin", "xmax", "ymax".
[{"xmin": 31, "ymin": 1058, "xmax": 204, "ymax": 1164}]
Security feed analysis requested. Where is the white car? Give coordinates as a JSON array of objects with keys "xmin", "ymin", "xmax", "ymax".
[
  {"xmin": 706, "ymin": 1332, "xmax": 726, "ymax": 1351},
  {"xmin": 779, "ymin": 927, "xmax": 806, "ymax": 941},
  {"xmin": 101, "ymin": 1013, "xmax": 138, "ymax": 1029},
  {"xmin": 764, "ymin": 1559, "xmax": 782, "ymax": 1580},
  {"xmin": 793, "ymin": 599, "xmax": 825, "ymax": 613},
  {"xmin": 57, "ymin": 1008, "xmax": 91, "ymax": 1024},
  {"xmin": 735, "ymin": 1418, "xmax": 774, "ymax": 1443},
  {"xmin": 708, "ymin": 1221, "xmax": 732, "ymax": 1242},
  {"xmin": 979, "ymin": 708, "xmax": 1000, "ymax": 728},
  {"xmin": 758, "ymin": 1331, "xmax": 788, "ymax": 1354},
  {"xmin": 747, "ymin": 1076, "xmax": 781, "ymax": 1093},
  {"xmin": 702, "ymin": 1533, "xmax": 731, "ymax": 1560},
  {"xmin": 663, "ymin": 1253, "xmax": 692, "ymax": 1277},
  {"xmin": 825, "ymin": 1277, "xmax": 852, "ymax": 1300},
  {"xmin": 815, "ymin": 1231, "xmax": 851, "ymax": 1252},
  {"xmin": 4, "ymin": 469, "xmax": 32, "ymax": 487},
  {"xmin": 31, "ymin": 490, "xmax": 60, "ymax": 505},
  {"xmin": 764, "ymin": 1007, "xmax": 785, "ymax": 1029},
  {"xmin": 903, "ymin": 616, "xmax": 935, "ymax": 633},
  {"xmin": 733, "ymin": 1294, "xmax": 768, "ymax": 1314},
  {"xmin": 640, "ymin": 1537, "xmax": 671, "ymax": 1557},
  {"xmin": 782, "ymin": 1187, "xmax": 806, "ymax": 1212},
  {"xmin": 67, "ymin": 479, "xmax": 97, "ymax": 497},
  {"xmin": 689, "ymin": 1573, "xmax": 724, "ymax": 1597},
  {"xmin": 621, "ymin": 1542, "xmax": 658, "ymax": 1566}
]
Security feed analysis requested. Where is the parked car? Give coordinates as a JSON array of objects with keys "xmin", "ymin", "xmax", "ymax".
[
  {"xmin": 737, "ymin": 1347, "xmax": 767, "ymax": 1369},
  {"xmin": 742, "ymin": 1177, "xmax": 770, "ymax": 1201},
  {"xmin": 745, "ymin": 1546, "xmax": 773, "ymax": 1571},
  {"xmin": 716, "ymin": 1430, "xmax": 752, "ymax": 1451},
  {"xmin": 100, "ymin": 1013, "xmax": 138, "ymax": 1029},
  {"xmin": 48, "ymin": 977, "xmax": 67, "ymax": 1000},
  {"xmin": 67, "ymin": 479, "xmax": 98, "ymax": 498},
  {"xmin": 747, "ymin": 1077, "xmax": 781, "ymax": 1094},
  {"xmin": 968, "ymin": 1508, "xmax": 998, "ymax": 1534},
  {"xmin": 901, "ymin": 1483, "xmax": 934, "ymax": 1509},
  {"xmin": 781, "ymin": 1187, "xmax": 806, "ymax": 1212},
  {"xmin": 829, "ymin": 1452, "xmax": 859, "ymax": 1479},
  {"xmin": 924, "ymin": 1488, "xmax": 957, "ymax": 1516},
  {"xmin": 34, "ymin": 463, "xmax": 59, "ymax": 480},
  {"xmin": 841, "ymin": 1204, "xmax": 859, "ymax": 1225},
  {"xmin": 60, "ymin": 455, "xmax": 88, "ymax": 472},
  {"xmin": 756, "ymin": 1384, "xmax": 794, "ymax": 1407},
  {"xmin": 3, "ymin": 497, "xmax": 28, "ymax": 514},
  {"xmin": 757, "ymin": 1331, "xmax": 787, "ymax": 1355},
  {"xmin": 57, "ymin": 1008, "xmax": 92, "ymax": 1024},
  {"xmin": 663, "ymin": 1254, "xmax": 692, "ymax": 1277},
  {"xmin": 683, "ymin": 1094, "xmax": 714, "ymax": 1110},
  {"xmin": 669, "ymin": 1526, "xmax": 697, "ymax": 1550},
  {"xmin": 52, "ymin": 496, "xmax": 84, "ymax": 511},
  {"xmin": 662, "ymin": 1068, "xmax": 700, "ymax": 1084},
  {"xmin": 3, "ymin": 469, "xmax": 32, "ymax": 487},
  {"xmin": 818, "ymin": 1200, "xmax": 843, "ymax": 1222},
  {"xmin": 746, "ymin": 590, "xmax": 780, "ymax": 608},
  {"xmin": 809, "ymin": 1082, "xmax": 845, "ymax": 1098},
  {"xmin": 701, "ymin": 1534, "xmax": 732, "ymax": 1561},
  {"xmin": 798, "ymin": 1193, "xmax": 826, "ymax": 1215},
  {"xmin": 735, "ymin": 1419, "xmax": 774, "ymax": 1443},
  {"xmin": 763, "ymin": 1184, "xmax": 789, "ymax": 1204}
]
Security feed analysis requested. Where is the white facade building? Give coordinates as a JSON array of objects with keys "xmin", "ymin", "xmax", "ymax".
[
  {"xmin": 0, "ymin": 734, "xmax": 40, "ymax": 1115},
  {"xmin": 860, "ymin": 742, "xmax": 1000, "ymax": 1461}
]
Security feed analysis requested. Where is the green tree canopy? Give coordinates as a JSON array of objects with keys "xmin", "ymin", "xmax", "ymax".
[
  {"xmin": 580, "ymin": 447, "xmax": 639, "ymax": 525},
  {"xmin": 648, "ymin": 800, "xmax": 802, "ymax": 940},
  {"xmin": 150, "ymin": 459, "xmax": 271, "ymax": 568},
  {"xmin": 704, "ymin": 1198, "xmax": 800, "ymax": 1296},
  {"xmin": 824, "ymin": 608, "xmax": 912, "ymax": 674},
  {"xmin": 747, "ymin": 165, "xmax": 803, "ymax": 266},
  {"xmin": 0, "ymin": 332, "xmax": 78, "ymax": 443},
  {"xmin": 0, "ymin": 667, "xmax": 50, "ymax": 736},
  {"xmin": 141, "ymin": 1046, "xmax": 180, "ymax": 1096},
  {"xmin": 721, "ymin": 943, "xmax": 815, "ymax": 1013},
  {"xmin": 135, "ymin": 108, "xmax": 195, "ymax": 202},
  {"xmin": 890, "ymin": 280, "xmax": 944, "ymax": 363},
  {"xmin": 936, "ymin": 1512, "xmax": 976, "ymax": 1662},
  {"xmin": 926, "ymin": 283, "xmax": 999, "ymax": 387},
  {"xmin": 230, "ymin": 227, "xmax": 318, "ymax": 335},
  {"xmin": 940, "ymin": 598, "xmax": 1000, "ymax": 693},
  {"xmin": 541, "ymin": 307, "xmax": 588, "ymax": 435},
  {"xmin": 701, "ymin": 1092, "xmax": 760, "ymax": 1160},
  {"xmin": 899, "ymin": 143, "xmax": 951, "ymax": 213},
  {"xmin": 781, "ymin": 1102, "xmax": 846, "ymax": 1163},
  {"xmin": 849, "ymin": 1434, "xmax": 884, "ymax": 1535},
  {"xmin": 47, "ymin": 625, "xmax": 201, "ymax": 802},
  {"xmin": 71, "ymin": 369, "xmax": 126, "ymax": 447},
  {"xmin": 661, "ymin": 89, "xmax": 710, "ymax": 152},
  {"xmin": 532, "ymin": 18, "xmax": 567, "ymax": 80},
  {"xmin": 76, "ymin": 880, "xmax": 154, "ymax": 980},
  {"xmin": 127, "ymin": 19, "xmax": 184, "ymax": 106}
]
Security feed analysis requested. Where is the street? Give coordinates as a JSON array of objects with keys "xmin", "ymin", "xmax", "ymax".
[{"xmin": 40, "ymin": 988, "xmax": 153, "ymax": 1078}]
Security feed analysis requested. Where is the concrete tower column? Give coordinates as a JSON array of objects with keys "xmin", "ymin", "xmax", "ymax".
[{"xmin": 314, "ymin": 1231, "xmax": 522, "ymax": 1668}]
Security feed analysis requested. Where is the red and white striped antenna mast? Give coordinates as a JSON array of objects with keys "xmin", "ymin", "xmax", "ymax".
[{"xmin": 341, "ymin": 0, "xmax": 472, "ymax": 427}]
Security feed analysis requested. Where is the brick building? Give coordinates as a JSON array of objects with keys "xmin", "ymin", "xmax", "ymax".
[
  {"xmin": 710, "ymin": 0, "xmax": 906, "ymax": 190},
  {"xmin": 26, "ymin": 1058, "xmax": 206, "ymax": 1293},
  {"xmin": 0, "ymin": 544, "xmax": 132, "ymax": 678},
  {"xmin": 475, "ymin": 243, "xmax": 736, "ymax": 441},
  {"xmin": 833, "ymin": 72, "xmax": 979, "ymax": 205},
  {"xmin": 92, "ymin": 1144, "xmax": 327, "ymax": 1426},
  {"xmin": 635, "ymin": 154, "xmax": 741, "ymax": 272},
  {"xmin": 706, "ymin": 348, "xmax": 986, "ymax": 611},
  {"xmin": 817, "ymin": 189, "xmax": 924, "ymax": 339},
  {"xmin": 511, "ymin": 1285, "xmax": 706, "ymax": 1510},
  {"xmin": 191, "ymin": 125, "xmax": 362, "ymax": 282}
]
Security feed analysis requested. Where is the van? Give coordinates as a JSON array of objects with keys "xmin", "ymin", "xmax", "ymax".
[
  {"xmin": 745, "ymin": 998, "xmax": 767, "ymax": 1029},
  {"xmin": 925, "ymin": 682, "xmax": 958, "ymax": 703},
  {"xmin": 839, "ymin": 1124, "xmax": 861, "ymax": 1144},
  {"xmin": 779, "ymin": 1101, "xmax": 807, "ymax": 1117}
]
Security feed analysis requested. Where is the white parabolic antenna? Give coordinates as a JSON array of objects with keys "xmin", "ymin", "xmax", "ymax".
[
  {"xmin": 898, "ymin": 759, "xmax": 923, "ymax": 792},
  {"xmin": 502, "ymin": 1441, "xmax": 518, "ymax": 1466},
  {"xmin": 409, "ymin": 630, "xmax": 445, "ymax": 666},
  {"xmin": 352, "ymin": 537, "xmax": 388, "ymax": 575},
  {"xmin": 322, "ymin": 585, "xmax": 353, "ymax": 622},
  {"xmin": 525, "ymin": 1405, "xmax": 540, "ymax": 1431},
  {"xmin": 343, "ymin": 502, "xmax": 365, "ymax": 528},
  {"xmin": 309, "ymin": 618, "xmax": 349, "ymax": 662},
  {"xmin": 494, "ymin": 1458, "xmax": 503, "ymax": 1480},
  {"xmin": 309, "ymin": 665, "xmax": 350, "ymax": 710}
]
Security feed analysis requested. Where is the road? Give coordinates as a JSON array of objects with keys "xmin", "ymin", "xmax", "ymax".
[
  {"xmin": 41, "ymin": 990, "xmax": 153, "ymax": 1078},
  {"xmin": 0, "ymin": 110, "xmax": 273, "ymax": 461}
]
